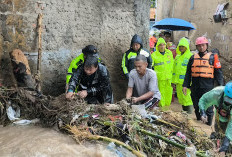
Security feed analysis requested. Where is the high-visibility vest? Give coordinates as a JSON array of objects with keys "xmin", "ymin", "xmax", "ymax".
[
  {"xmin": 191, "ymin": 52, "xmax": 214, "ymax": 78},
  {"xmin": 66, "ymin": 53, "xmax": 85, "ymax": 84},
  {"xmin": 172, "ymin": 51, "xmax": 193, "ymax": 84},
  {"xmin": 152, "ymin": 49, "xmax": 173, "ymax": 80}
]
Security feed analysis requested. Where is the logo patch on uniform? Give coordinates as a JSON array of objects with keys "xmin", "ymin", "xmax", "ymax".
[
  {"xmin": 215, "ymin": 62, "xmax": 221, "ymax": 68},
  {"xmin": 203, "ymin": 61, "xmax": 206, "ymax": 64},
  {"xmin": 183, "ymin": 58, "xmax": 189, "ymax": 64}
]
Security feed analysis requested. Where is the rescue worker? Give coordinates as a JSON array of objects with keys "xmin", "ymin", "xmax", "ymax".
[
  {"xmin": 149, "ymin": 34, "xmax": 157, "ymax": 53},
  {"xmin": 199, "ymin": 82, "xmax": 232, "ymax": 156},
  {"xmin": 172, "ymin": 38, "xmax": 193, "ymax": 113},
  {"xmin": 66, "ymin": 55, "xmax": 113, "ymax": 104},
  {"xmin": 183, "ymin": 36, "xmax": 224, "ymax": 125},
  {"xmin": 152, "ymin": 38, "xmax": 174, "ymax": 110},
  {"xmin": 66, "ymin": 45, "xmax": 101, "ymax": 85},
  {"xmin": 122, "ymin": 34, "xmax": 152, "ymax": 79},
  {"xmin": 126, "ymin": 55, "xmax": 161, "ymax": 109}
]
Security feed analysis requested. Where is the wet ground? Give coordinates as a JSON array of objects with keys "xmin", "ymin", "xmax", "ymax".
[
  {"xmin": 170, "ymin": 99, "xmax": 214, "ymax": 136},
  {"xmin": 0, "ymin": 125, "xmax": 132, "ymax": 157}
]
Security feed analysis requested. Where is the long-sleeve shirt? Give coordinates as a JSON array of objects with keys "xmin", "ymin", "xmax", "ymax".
[
  {"xmin": 68, "ymin": 63, "xmax": 113, "ymax": 103},
  {"xmin": 199, "ymin": 86, "xmax": 232, "ymax": 141}
]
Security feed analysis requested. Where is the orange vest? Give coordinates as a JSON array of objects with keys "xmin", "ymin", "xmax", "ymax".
[{"xmin": 191, "ymin": 52, "xmax": 214, "ymax": 78}]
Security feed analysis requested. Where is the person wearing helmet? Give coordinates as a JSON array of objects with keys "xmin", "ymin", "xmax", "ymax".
[
  {"xmin": 66, "ymin": 45, "xmax": 101, "ymax": 88},
  {"xmin": 199, "ymin": 82, "xmax": 232, "ymax": 156},
  {"xmin": 183, "ymin": 36, "xmax": 224, "ymax": 125},
  {"xmin": 122, "ymin": 34, "xmax": 153, "ymax": 79},
  {"xmin": 152, "ymin": 38, "xmax": 174, "ymax": 111},
  {"xmin": 172, "ymin": 37, "xmax": 193, "ymax": 114}
]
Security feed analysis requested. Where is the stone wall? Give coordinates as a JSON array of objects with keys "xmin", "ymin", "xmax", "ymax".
[
  {"xmin": 156, "ymin": 0, "xmax": 232, "ymax": 83},
  {"xmin": 0, "ymin": 0, "xmax": 150, "ymax": 101}
]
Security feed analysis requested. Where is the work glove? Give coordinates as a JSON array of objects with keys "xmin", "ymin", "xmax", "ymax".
[{"xmin": 219, "ymin": 136, "xmax": 230, "ymax": 152}]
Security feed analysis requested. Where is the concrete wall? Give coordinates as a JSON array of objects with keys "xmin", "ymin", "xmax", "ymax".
[
  {"xmin": 0, "ymin": 0, "xmax": 150, "ymax": 101},
  {"xmin": 156, "ymin": 0, "xmax": 232, "ymax": 82}
]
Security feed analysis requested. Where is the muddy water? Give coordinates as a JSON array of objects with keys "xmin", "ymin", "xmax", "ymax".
[{"xmin": 0, "ymin": 125, "xmax": 134, "ymax": 157}]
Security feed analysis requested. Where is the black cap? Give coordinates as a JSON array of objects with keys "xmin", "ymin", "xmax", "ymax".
[{"xmin": 82, "ymin": 45, "xmax": 97, "ymax": 55}]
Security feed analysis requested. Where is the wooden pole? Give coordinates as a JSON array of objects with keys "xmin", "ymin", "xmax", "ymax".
[{"xmin": 36, "ymin": 13, "xmax": 43, "ymax": 92}]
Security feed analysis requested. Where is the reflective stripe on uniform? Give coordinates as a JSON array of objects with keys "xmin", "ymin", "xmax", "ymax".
[
  {"xmin": 122, "ymin": 53, "xmax": 129, "ymax": 74},
  {"xmin": 154, "ymin": 62, "xmax": 164, "ymax": 66}
]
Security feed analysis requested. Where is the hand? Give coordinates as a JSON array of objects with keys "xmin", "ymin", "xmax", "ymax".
[
  {"xmin": 66, "ymin": 92, "xmax": 74, "ymax": 99},
  {"xmin": 132, "ymin": 97, "xmax": 139, "ymax": 103},
  {"xmin": 183, "ymin": 87, "xmax": 187, "ymax": 95},
  {"xmin": 201, "ymin": 115, "xmax": 208, "ymax": 123},
  {"xmin": 78, "ymin": 90, "xmax": 88, "ymax": 99}
]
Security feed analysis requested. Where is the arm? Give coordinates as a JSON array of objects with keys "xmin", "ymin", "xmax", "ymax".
[
  {"xmin": 66, "ymin": 65, "xmax": 83, "ymax": 99},
  {"xmin": 68, "ymin": 65, "xmax": 83, "ymax": 92},
  {"xmin": 126, "ymin": 72, "xmax": 134, "ymax": 99},
  {"xmin": 183, "ymin": 55, "xmax": 194, "ymax": 88},
  {"xmin": 172, "ymin": 58, "xmax": 177, "ymax": 84},
  {"xmin": 213, "ymin": 54, "xmax": 224, "ymax": 86},
  {"xmin": 169, "ymin": 51, "xmax": 174, "ymax": 82},
  {"xmin": 122, "ymin": 52, "xmax": 129, "ymax": 78},
  {"xmin": 126, "ymin": 87, "xmax": 133, "ymax": 99},
  {"xmin": 199, "ymin": 87, "xmax": 224, "ymax": 114}
]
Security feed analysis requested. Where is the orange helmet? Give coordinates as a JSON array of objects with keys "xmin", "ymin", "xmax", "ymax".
[{"xmin": 195, "ymin": 37, "xmax": 208, "ymax": 45}]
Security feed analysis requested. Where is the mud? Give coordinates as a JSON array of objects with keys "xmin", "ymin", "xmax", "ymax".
[{"xmin": 0, "ymin": 125, "xmax": 125, "ymax": 157}]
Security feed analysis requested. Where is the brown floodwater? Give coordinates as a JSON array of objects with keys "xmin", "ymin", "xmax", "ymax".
[{"xmin": 0, "ymin": 125, "xmax": 135, "ymax": 157}]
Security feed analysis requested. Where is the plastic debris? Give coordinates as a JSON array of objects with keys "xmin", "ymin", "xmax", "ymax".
[
  {"xmin": 92, "ymin": 114, "xmax": 99, "ymax": 119},
  {"xmin": 82, "ymin": 114, "xmax": 89, "ymax": 118},
  {"xmin": 70, "ymin": 114, "xmax": 80, "ymax": 124},
  {"xmin": 185, "ymin": 145, "xmax": 196, "ymax": 157},
  {"xmin": 107, "ymin": 142, "xmax": 124, "ymax": 157},
  {"xmin": 131, "ymin": 104, "xmax": 148, "ymax": 118},
  {"xmin": 6, "ymin": 105, "xmax": 20, "ymax": 121},
  {"xmin": 13, "ymin": 118, "xmax": 40, "ymax": 125}
]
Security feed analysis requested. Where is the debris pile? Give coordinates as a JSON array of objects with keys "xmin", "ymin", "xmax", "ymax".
[{"xmin": 0, "ymin": 86, "xmax": 226, "ymax": 157}]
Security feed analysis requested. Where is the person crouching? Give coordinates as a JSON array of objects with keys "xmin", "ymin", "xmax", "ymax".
[{"xmin": 66, "ymin": 55, "xmax": 113, "ymax": 104}]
